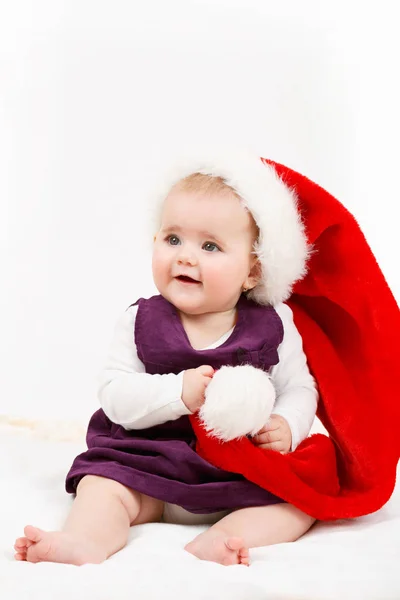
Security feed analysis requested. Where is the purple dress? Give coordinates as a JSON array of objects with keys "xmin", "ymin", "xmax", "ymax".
[{"xmin": 65, "ymin": 294, "xmax": 285, "ymax": 513}]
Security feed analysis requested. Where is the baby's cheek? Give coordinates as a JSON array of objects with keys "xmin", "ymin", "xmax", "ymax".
[
  {"xmin": 208, "ymin": 259, "xmax": 240, "ymax": 283},
  {"xmin": 153, "ymin": 249, "xmax": 170, "ymax": 274},
  {"xmin": 206, "ymin": 268, "xmax": 225, "ymax": 287}
]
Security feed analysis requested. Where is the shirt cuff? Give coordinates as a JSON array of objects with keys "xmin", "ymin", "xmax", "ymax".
[{"xmin": 168, "ymin": 371, "xmax": 192, "ymax": 418}]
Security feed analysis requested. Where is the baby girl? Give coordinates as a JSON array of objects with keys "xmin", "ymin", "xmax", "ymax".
[{"xmin": 15, "ymin": 152, "xmax": 318, "ymax": 566}]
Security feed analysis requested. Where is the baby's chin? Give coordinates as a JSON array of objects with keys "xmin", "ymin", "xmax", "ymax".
[
  {"xmin": 161, "ymin": 288, "xmax": 210, "ymax": 315},
  {"xmin": 168, "ymin": 296, "xmax": 208, "ymax": 316}
]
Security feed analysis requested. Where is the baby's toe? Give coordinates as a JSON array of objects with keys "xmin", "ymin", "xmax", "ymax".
[
  {"xmin": 14, "ymin": 537, "xmax": 32, "ymax": 550},
  {"xmin": 24, "ymin": 525, "xmax": 43, "ymax": 542},
  {"xmin": 239, "ymin": 548, "xmax": 250, "ymax": 566}
]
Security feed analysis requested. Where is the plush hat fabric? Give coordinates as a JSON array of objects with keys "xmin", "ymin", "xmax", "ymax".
[{"xmin": 186, "ymin": 157, "xmax": 400, "ymax": 520}]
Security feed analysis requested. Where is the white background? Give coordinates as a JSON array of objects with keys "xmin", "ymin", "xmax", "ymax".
[{"xmin": 1, "ymin": 0, "xmax": 399, "ymax": 421}]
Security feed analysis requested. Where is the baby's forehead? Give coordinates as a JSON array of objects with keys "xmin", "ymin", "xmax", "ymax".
[
  {"xmin": 160, "ymin": 185, "xmax": 258, "ymax": 238},
  {"xmin": 162, "ymin": 185, "xmax": 243, "ymax": 218}
]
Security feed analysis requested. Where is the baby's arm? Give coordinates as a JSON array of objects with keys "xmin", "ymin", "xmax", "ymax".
[
  {"xmin": 98, "ymin": 305, "xmax": 192, "ymax": 429},
  {"xmin": 269, "ymin": 302, "xmax": 319, "ymax": 450}
]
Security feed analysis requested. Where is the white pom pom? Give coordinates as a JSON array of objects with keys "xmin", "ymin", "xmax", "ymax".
[{"xmin": 199, "ymin": 365, "xmax": 276, "ymax": 442}]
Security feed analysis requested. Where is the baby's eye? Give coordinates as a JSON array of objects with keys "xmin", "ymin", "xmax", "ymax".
[
  {"xmin": 203, "ymin": 242, "xmax": 220, "ymax": 252},
  {"xmin": 166, "ymin": 235, "xmax": 181, "ymax": 246}
]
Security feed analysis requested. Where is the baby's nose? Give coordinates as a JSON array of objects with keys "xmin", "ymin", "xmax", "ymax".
[{"xmin": 177, "ymin": 248, "xmax": 198, "ymax": 266}]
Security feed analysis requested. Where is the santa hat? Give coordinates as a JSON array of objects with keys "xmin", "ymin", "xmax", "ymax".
[
  {"xmin": 150, "ymin": 149, "xmax": 310, "ymax": 306},
  {"xmin": 185, "ymin": 157, "xmax": 399, "ymax": 520}
]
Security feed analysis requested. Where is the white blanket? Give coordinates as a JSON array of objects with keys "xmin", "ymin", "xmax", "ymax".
[{"xmin": 1, "ymin": 422, "xmax": 399, "ymax": 600}]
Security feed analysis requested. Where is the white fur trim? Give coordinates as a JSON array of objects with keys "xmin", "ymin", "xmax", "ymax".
[
  {"xmin": 149, "ymin": 148, "xmax": 310, "ymax": 305},
  {"xmin": 199, "ymin": 365, "xmax": 276, "ymax": 442}
]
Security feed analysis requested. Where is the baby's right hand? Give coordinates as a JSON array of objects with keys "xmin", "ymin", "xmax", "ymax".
[{"xmin": 182, "ymin": 365, "xmax": 214, "ymax": 413}]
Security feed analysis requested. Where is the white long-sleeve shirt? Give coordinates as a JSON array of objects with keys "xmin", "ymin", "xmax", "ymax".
[{"xmin": 98, "ymin": 302, "xmax": 318, "ymax": 450}]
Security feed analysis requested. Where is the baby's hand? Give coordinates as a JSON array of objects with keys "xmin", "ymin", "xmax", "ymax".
[
  {"xmin": 182, "ymin": 365, "xmax": 214, "ymax": 413},
  {"xmin": 252, "ymin": 414, "xmax": 292, "ymax": 454}
]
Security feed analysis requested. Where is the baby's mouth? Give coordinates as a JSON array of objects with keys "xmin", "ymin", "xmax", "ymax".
[{"xmin": 175, "ymin": 275, "xmax": 201, "ymax": 284}]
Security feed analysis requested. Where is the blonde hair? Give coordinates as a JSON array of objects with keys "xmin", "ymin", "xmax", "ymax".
[{"xmin": 175, "ymin": 172, "xmax": 242, "ymax": 200}]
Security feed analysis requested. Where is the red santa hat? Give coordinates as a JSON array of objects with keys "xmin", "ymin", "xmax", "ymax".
[{"xmin": 152, "ymin": 150, "xmax": 400, "ymax": 520}]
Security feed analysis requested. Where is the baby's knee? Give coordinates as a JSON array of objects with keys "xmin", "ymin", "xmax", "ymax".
[
  {"xmin": 76, "ymin": 475, "xmax": 139, "ymax": 511},
  {"xmin": 76, "ymin": 474, "xmax": 122, "ymax": 494},
  {"xmin": 76, "ymin": 475, "xmax": 162, "ymax": 524}
]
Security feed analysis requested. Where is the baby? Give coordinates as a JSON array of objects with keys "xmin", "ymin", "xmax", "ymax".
[{"xmin": 14, "ymin": 153, "xmax": 318, "ymax": 566}]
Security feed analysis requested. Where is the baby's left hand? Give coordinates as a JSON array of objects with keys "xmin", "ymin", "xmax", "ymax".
[{"xmin": 252, "ymin": 415, "xmax": 292, "ymax": 454}]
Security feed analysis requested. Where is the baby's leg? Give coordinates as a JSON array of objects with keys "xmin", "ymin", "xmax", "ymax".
[
  {"xmin": 185, "ymin": 503, "xmax": 315, "ymax": 566},
  {"xmin": 14, "ymin": 475, "xmax": 163, "ymax": 565}
]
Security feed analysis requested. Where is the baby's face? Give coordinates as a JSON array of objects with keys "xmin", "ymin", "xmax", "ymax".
[{"xmin": 152, "ymin": 185, "xmax": 258, "ymax": 316}]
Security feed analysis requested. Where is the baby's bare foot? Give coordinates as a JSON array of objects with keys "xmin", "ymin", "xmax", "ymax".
[
  {"xmin": 14, "ymin": 525, "xmax": 106, "ymax": 566},
  {"xmin": 185, "ymin": 528, "xmax": 250, "ymax": 566}
]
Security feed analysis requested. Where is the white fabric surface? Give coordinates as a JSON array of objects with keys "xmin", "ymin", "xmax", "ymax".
[{"xmin": 1, "ymin": 421, "xmax": 399, "ymax": 600}]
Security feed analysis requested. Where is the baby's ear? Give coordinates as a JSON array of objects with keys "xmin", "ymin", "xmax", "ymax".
[{"xmin": 245, "ymin": 259, "xmax": 262, "ymax": 291}]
